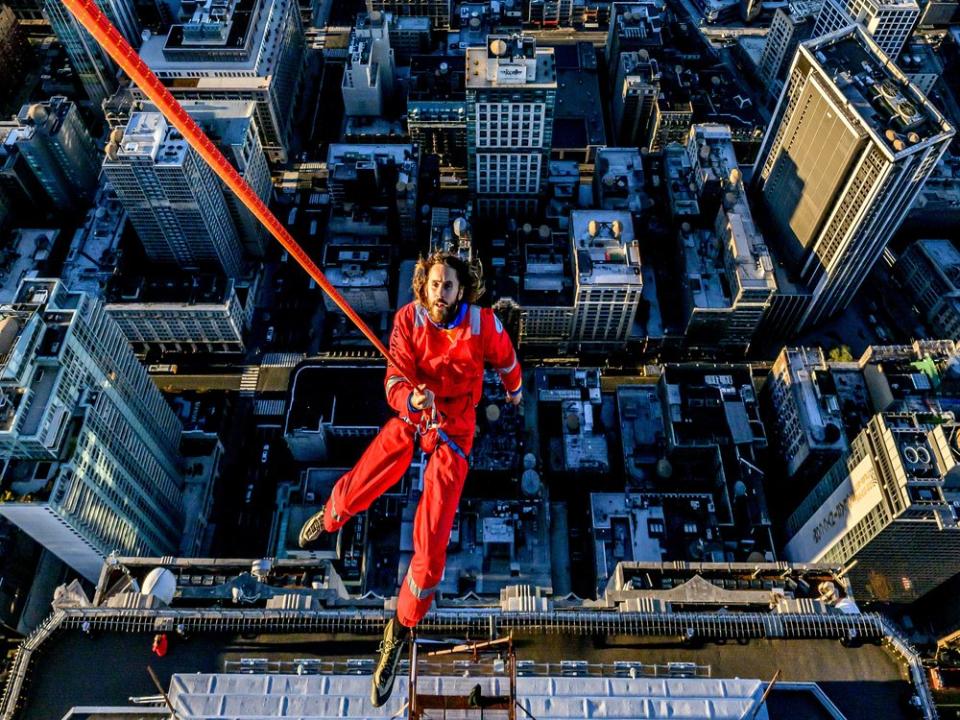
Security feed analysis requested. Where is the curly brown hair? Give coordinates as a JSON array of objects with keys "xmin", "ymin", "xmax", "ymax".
[{"xmin": 412, "ymin": 251, "xmax": 485, "ymax": 306}]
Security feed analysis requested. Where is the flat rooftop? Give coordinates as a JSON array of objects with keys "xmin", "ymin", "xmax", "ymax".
[
  {"xmin": 806, "ymin": 27, "xmax": 953, "ymax": 151},
  {"xmin": 17, "ymin": 628, "xmax": 914, "ymax": 720},
  {"xmin": 465, "ymin": 35, "xmax": 557, "ymax": 89}
]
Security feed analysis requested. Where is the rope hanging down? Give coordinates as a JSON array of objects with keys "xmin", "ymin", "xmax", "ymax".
[{"xmin": 59, "ymin": 0, "xmax": 422, "ymax": 388}]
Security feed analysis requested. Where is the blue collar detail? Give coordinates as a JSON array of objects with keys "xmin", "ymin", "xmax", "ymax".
[{"xmin": 428, "ymin": 302, "xmax": 467, "ymax": 330}]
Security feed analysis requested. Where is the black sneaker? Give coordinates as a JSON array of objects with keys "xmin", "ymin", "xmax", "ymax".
[
  {"xmin": 297, "ymin": 505, "xmax": 326, "ymax": 548},
  {"xmin": 370, "ymin": 618, "xmax": 408, "ymax": 707}
]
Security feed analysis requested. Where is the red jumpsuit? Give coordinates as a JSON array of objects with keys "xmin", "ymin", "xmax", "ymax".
[{"xmin": 321, "ymin": 301, "xmax": 522, "ymax": 627}]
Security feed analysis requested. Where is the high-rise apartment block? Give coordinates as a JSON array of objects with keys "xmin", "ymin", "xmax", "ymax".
[
  {"xmin": 756, "ymin": 27, "xmax": 954, "ymax": 332},
  {"xmin": 0, "ymin": 279, "xmax": 185, "ymax": 581},
  {"xmin": 570, "ymin": 210, "xmax": 643, "ymax": 347},
  {"xmin": 757, "ymin": 1, "xmax": 820, "ymax": 97},
  {"xmin": 897, "ymin": 239, "xmax": 960, "ymax": 339},
  {"xmin": 612, "ymin": 51, "xmax": 660, "ymax": 149},
  {"xmin": 137, "ymin": 0, "xmax": 304, "ymax": 163},
  {"xmin": 814, "ymin": 0, "xmax": 918, "ymax": 59},
  {"xmin": 466, "ymin": 35, "xmax": 557, "ymax": 218},
  {"xmin": 366, "ymin": 0, "xmax": 451, "ymax": 29},
  {"xmin": 103, "ymin": 112, "xmax": 245, "ymax": 278},
  {"xmin": 784, "ymin": 412, "xmax": 960, "ymax": 602},
  {"xmin": 42, "ymin": 0, "xmax": 140, "ymax": 104},
  {"xmin": 5, "ymin": 98, "xmax": 100, "ymax": 211},
  {"xmin": 342, "ymin": 12, "xmax": 395, "ymax": 118}
]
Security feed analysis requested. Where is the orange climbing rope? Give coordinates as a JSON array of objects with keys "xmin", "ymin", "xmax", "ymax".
[{"xmin": 60, "ymin": 0, "xmax": 421, "ymax": 386}]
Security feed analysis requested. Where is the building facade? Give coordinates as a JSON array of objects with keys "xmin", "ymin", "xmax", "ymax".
[
  {"xmin": 896, "ymin": 239, "xmax": 960, "ymax": 339},
  {"xmin": 814, "ymin": 0, "xmax": 918, "ymax": 59},
  {"xmin": 466, "ymin": 34, "xmax": 557, "ymax": 218},
  {"xmin": 342, "ymin": 12, "xmax": 395, "ymax": 118},
  {"xmin": 757, "ymin": 1, "xmax": 821, "ymax": 98},
  {"xmin": 7, "ymin": 97, "xmax": 100, "ymax": 211},
  {"xmin": 755, "ymin": 27, "xmax": 954, "ymax": 332},
  {"xmin": 784, "ymin": 412, "xmax": 960, "ymax": 602},
  {"xmin": 612, "ymin": 51, "xmax": 660, "ymax": 149},
  {"xmin": 0, "ymin": 279, "xmax": 185, "ymax": 581},
  {"xmin": 42, "ymin": 0, "xmax": 140, "ymax": 104}
]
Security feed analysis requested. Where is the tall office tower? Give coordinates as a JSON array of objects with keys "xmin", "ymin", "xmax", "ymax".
[
  {"xmin": 177, "ymin": 101, "xmax": 272, "ymax": 259},
  {"xmin": 0, "ymin": 5, "xmax": 30, "ymax": 110},
  {"xmin": 466, "ymin": 34, "xmax": 557, "ymax": 218},
  {"xmin": 366, "ymin": 0, "xmax": 450, "ymax": 29},
  {"xmin": 764, "ymin": 347, "xmax": 848, "ymax": 492},
  {"xmin": 103, "ymin": 112, "xmax": 245, "ymax": 278},
  {"xmin": 755, "ymin": 27, "xmax": 954, "ymax": 332},
  {"xmin": 342, "ymin": 12, "xmax": 395, "ymax": 118},
  {"xmin": 757, "ymin": 1, "xmax": 821, "ymax": 98},
  {"xmin": 570, "ymin": 210, "xmax": 643, "ymax": 347},
  {"xmin": 784, "ymin": 412, "xmax": 960, "ymax": 602},
  {"xmin": 408, "ymin": 57, "xmax": 467, "ymax": 188},
  {"xmin": 5, "ymin": 97, "xmax": 101, "ymax": 211},
  {"xmin": 137, "ymin": 0, "xmax": 304, "ymax": 163},
  {"xmin": 814, "ymin": 0, "xmax": 919, "ymax": 59},
  {"xmin": 0, "ymin": 279, "xmax": 185, "ymax": 582},
  {"xmin": 612, "ymin": 51, "xmax": 660, "ymax": 149},
  {"xmin": 42, "ymin": 0, "xmax": 140, "ymax": 104}
]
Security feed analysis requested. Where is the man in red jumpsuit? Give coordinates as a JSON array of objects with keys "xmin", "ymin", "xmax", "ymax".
[{"xmin": 298, "ymin": 251, "xmax": 523, "ymax": 707}]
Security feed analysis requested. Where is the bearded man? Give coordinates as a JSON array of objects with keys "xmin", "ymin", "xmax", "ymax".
[{"xmin": 297, "ymin": 251, "xmax": 523, "ymax": 706}]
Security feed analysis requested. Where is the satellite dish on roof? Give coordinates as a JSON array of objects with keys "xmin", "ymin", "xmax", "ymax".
[
  {"xmin": 538, "ymin": 224, "xmax": 550, "ymax": 239},
  {"xmin": 141, "ymin": 567, "xmax": 176, "ymax": 605},
  {"xmin": 486, "ymin": 403, "xmax": 501, "ymax": 423},
  {"xmin": 110, "ymin": 127, "xmax": 124, "ymax": 144},
  {"xmin": 490, "ymin": 38, "xmax": 508, "ymax": 56},
  {"xmin": 656, "ymin": 457, "xmax": 672, "ymax": 478},
  {"xmin": 105, "ymin": 141, "xmax": 119, "ymax": 161},
  {"xmin": 453, "ymin": 217, "xmax": 469, "ymax": 237},
  {"xmin": 523, "ymin": 452, "xmax": 537, "ymax": 470}
]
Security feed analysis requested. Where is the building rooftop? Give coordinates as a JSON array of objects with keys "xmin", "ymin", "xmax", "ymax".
[
  {"xmin": 0, "ymin": 228, "xmax": 57, "ymax": 305},
  {"xmin": 409, "ymin": 55, "xmax": 466, "ymax": 102},
  {"xmin": 5, "ymin": 555, "xmax": 929, "ymax": 720},
  {"xmin": 805, "ymin": 27, "xmax": 954, "ymax": 152},
  {"xmin": 465, "ymin": 35, "xmax": 557, "ymax": 89},
  {"xmin": 110, "ymin": 112, "xmax": 189, "ymax": 166},
  {"xmin": 595, "ymin": 147, "xmax": 647, "ymax": 213},
  {"xmin": 321, "ymin": 239, "xmax": 390, "ymax": 289},
  {"xmin": 561, "ymin": 398, "xmax": 610, "ymax": 472},
  {"xmin": 105, "ymin": 273, "xmax": 235, "ymax": 306},
  {"xmin": 570, "ymin": 211, "xmax": 642, "ymax": 287},
  {"xmin": 777, "ymin": 347, "xmax": 848, "ymax": 450},
  {"xmin": 59, "ymin": 187, "xmax": 126, "ymax": 298},
  {"xmin": 664, "ymin": 144, "xmax": 700, "ymax": 217}
]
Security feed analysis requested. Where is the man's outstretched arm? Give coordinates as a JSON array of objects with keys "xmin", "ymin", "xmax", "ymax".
[
  {"xmin": 384, "ymin": 306, "xmax": 430, "ymax": 417},
  {"xmin": 483, "ymin": 309, "xmax": 523, "ymax": 405}
]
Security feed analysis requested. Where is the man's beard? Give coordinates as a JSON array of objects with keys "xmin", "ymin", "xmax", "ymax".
[{"xmin": 428, "ymin": 299, "xmax": 457, "ymax": 324}]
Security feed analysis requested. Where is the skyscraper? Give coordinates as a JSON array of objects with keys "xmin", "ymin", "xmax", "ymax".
[
  {"xmin": 466, "ymin": 34, "xmax": 557, "ymax": 218},
  {"xmin": 784, "ymin": 412, "xmax": 960, "ymax": 602},
  {"xmin": 757, "ymin": 1, "xmax": 820, "ymax": 98},
  {"xmin": 342, "ymin": 12, "xmax": 395, "ymax": 118},
  {"xmin": 612, "ymin": 51, "xmax": 660, "ymax": 149},
  {"xmin": 0, "ymin": 5, "xmax": 31, "ymax": 110},
  {"xmin": 755, "ymin": 27, "xmax": 954, "ymax": 331},
  {"xmin": 137, "ymin": 0, "xmax": 304, "ymax": 163},
  {"xmin": 0, "ymin": 279, "xmax": 185, "ymax": 581},
  {"xmin": 102, "ymin": 112, "xmax": 245, "ymax": 277},
  {"xmin": 4, "ymin": 97, "xmax": 101, "ymax": 211},
  {"xmin": 42, "ymin": 0, "xmax": 140, "ymax": 104},
  {"xmin": 814, "ymin": 0, "xmax": 918, "ymax": 59},
  {"xmin": 570, "ymin": 210, "xmax": 643, "ymax": 347}
]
